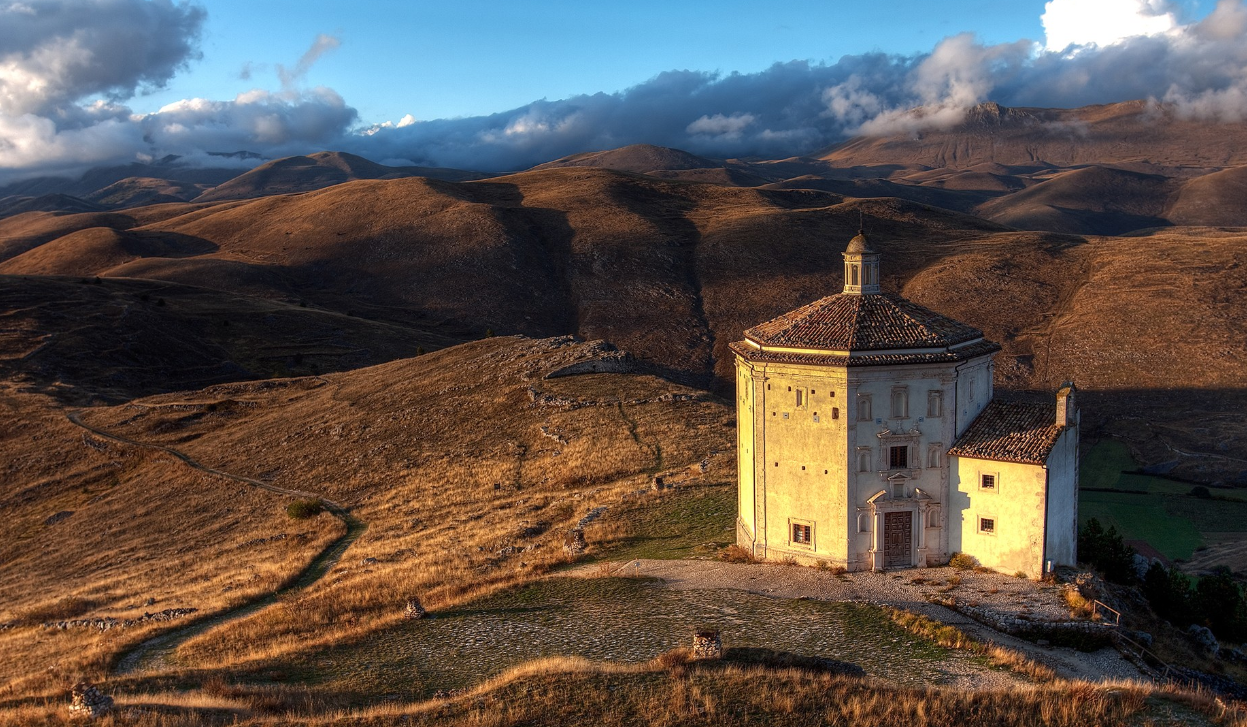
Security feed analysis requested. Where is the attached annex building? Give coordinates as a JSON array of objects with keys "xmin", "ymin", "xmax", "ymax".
[{"xmin": 732, "ymin": 232, "xmax": 1078, "ymax": 578}]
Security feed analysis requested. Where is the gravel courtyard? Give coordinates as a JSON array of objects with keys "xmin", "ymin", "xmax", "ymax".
[{"xmin": 576, "ymin": 558, "xmax": 1143, "ymax": 683}]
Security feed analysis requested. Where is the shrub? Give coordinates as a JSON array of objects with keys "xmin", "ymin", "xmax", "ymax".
[
  {"xmin": 1078, "ymin": 518, "xmax": 1137, "ymax": 584},
  {"xmin": 1142, "ymin": 561, "xmax": 1195, "ymax": 628},
  {"xmin": 949, "ymin": 552, "xmax": 978, "ymax": 570},
  {"xmin": 718, "ymin": 544, "xmax": 755, "ymax": 563},
  {"xmin": 1195, "ymin": 567, "xmax": 1247, "ymax": 643},
  {"xmin": 286, "ymin": 498, "xmax": 324, "ymax": 519},
  {"xmin": 1189, "ymin": 486, "xmax": 1212, "ymax": 499}
]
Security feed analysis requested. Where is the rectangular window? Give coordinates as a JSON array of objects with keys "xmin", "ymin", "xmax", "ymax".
[
  {"xmin": 979, "ymin": 517, "xmax": 995, "ymax": 534},
  {"xmin": 889, "ymin": 445, "xmax": 908, "ymax": 469},
  {"xmin": 796, "ymin": 388, "xmax": 806, "ymax": 409},
  {"xmin": 792, "ymin": 523, "xmax": 812, "ymax": 544},
  {"xmin": 858, "ymin": 451, "xmax": 871, "ymax": 473},
  {"xmin": 927, "ymin": 390, "xmax": 943, "ymax": 418},
  {"xmin": 981, "ymin": 473, "xmax": 996, "ymax": 490},
  {"xmin": 891, "ymin": 388, "xmax": 908, "ymax": 418},
  {"xmin": 832, "ymin": 407, "xmax": 839, "ymax": 420},
  {"xmin": 857, "ymin": 395, "xmax": 872, "ymax": 421}
]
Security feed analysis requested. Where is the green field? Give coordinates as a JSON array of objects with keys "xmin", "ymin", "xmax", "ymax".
[{"xmin": 1078, "ymin": 441, "xmax": 1247, "ymax": 561}]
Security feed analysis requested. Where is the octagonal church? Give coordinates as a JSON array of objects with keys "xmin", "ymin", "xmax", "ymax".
[{"xmin": 731, "ymin": 232, "xmax": 1079, "ymax": 578}]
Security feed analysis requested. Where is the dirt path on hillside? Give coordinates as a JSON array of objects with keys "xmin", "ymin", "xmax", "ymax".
[
  {"xmin": 66, "ymin": 410, "xmax": 367, "ymax": 675},
  {"xmin": 575, "ymin": 559, "xmax": 1143, "ymax": 684}
]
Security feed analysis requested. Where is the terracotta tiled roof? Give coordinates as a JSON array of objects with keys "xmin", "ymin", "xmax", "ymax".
[
  {"xmin": 729, "ymin": 339, "xmax": 1000, "ymax": 367},
  {"xmin": 948, "ymin": 400, "xmax": 1065, "ymax": 466},
  {"xmin": 744, "ymin": 292, "xmax": 984, "ymax": 352}
]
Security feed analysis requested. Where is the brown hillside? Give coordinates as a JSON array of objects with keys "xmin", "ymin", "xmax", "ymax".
[
  {"xmin": 86, "ymin": 176, "xmax": 207, "ymax": 207},
  {"xmin": 0, "ymin": 193, "xmax": 104, "ymax": 219},
  {"xmin": 195, "ymin": 151, "xmax": 488, "ymax": 202},
  {"xmin": 532, "ymin": 144, "xmax": 719, "ymax": 173},
  {"xmin": 822, "ymin": 101, "xmax": 1247, "ymax": 169},
  {"xmin": 974, "ymin": 166, "xmax": 1178, "ymax": 235},
  {"xmin": 0, "ymin": 336, "xmax": 731, "ymax": 695},
  {"xmin": 4, "ymin": 168, "xmax": 1246, "ymax": 475},
  {"xmin": 1168, "ymin": 166, "xmax": 1247, "ymax": 226},
  {"xmin": 0, "ymin": 274, "xmax": 453, "ymax": 403}
]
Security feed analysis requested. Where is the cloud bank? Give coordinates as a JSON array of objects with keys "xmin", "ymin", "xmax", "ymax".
[{"xmin": 8, "ymin": 0, "xmax": 1247, "ymax": 181}]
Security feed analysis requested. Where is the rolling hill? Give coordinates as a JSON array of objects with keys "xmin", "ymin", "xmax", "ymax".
[
  {"xmin": 820, "ymin": 101, "xmax": 1247, "ymax": 169},
  {"xmin": 194, "ymin": 151, "xmax": 489, "ymax": 202},
  {"xmin": 1, "ymin": 165, "xmax": 1244, "ymax": 480}
]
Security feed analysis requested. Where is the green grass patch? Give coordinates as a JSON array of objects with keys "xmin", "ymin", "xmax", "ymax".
[
  {"xmin": 1079, "ymin": 491, "xmax": 1203, "ymax": 560},
  {"xmin": 1078, "ymin": 440, "xmax": 1247, "ymax": 561},
  {"xmin": 589, "ymin": 485, "xmax": 736, "ymax": 562},
  {"xmin": 1081, "ymin": 440, "xmax": 1136, "ymax": 490}
]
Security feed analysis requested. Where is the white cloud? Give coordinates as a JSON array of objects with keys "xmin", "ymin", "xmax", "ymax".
[
  {"xmin": 686, "ymin": 112, "xmax": 756, "ymax": 139},
  {"xmin": 0, "ymin": 0, "xmax": 206, "ymax": 116},
  {"xmin": 1042, "ymin": 0, "xmax": 1178, "ymax": 52}
]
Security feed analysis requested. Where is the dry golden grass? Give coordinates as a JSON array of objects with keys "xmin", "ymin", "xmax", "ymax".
[
  {"xmin": 4, "ymin": 165, "xmax": 1245, "ymax": 478},
  {"xmin": 0, "ymin": 385, "xmax": 342, "ymax": 701},
  {"xmin": 886, "ymin": 608, "xmax": 1057, "ymax": 683},
  {"xmin": 0, "ymin": 336, "xmax": 732, "ymax": 705}
]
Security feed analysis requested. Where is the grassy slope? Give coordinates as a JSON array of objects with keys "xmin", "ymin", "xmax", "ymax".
[
  {"xmin": 5, "ymin": 169, "xmax": 1244, "ymax": 476},
  {"xmin": 1079, "ymin": 441, "xmax": 1247, "ymax": 561}
]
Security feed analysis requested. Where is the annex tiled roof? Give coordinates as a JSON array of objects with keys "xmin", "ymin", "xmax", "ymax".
[
  {"xmin": 729, "ymin": 339, "xmax": 1000, "ymax": 368},
  {"xmin": 948, "ymin": 399, "xmax": 1065, "ymax": 466},
  {"xmin": 744, "ymin": 292, "xmax": 985, "ymax": 352}
]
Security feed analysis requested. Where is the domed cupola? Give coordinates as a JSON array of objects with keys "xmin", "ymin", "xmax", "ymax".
[{"xmin": 843, "ymin": 230, "xmax": 880, "ymax": 295}]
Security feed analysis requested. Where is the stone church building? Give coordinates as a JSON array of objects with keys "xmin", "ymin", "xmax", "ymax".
[{"xmin": 731, "ymin": 232, "xmax": 1079, "ymax": 578}]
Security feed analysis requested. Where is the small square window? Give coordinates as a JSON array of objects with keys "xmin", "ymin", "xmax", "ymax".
[
  {"xmin": 981, "ymin": 474, "xmax": 996, "ymax": 490},
  {"xmin": 979, "ymin": 517, "xmax": 995, "ymax": 534},
  {"xmin": 792, "ymin": 523, "xmax": 812, "ymax": 544}
]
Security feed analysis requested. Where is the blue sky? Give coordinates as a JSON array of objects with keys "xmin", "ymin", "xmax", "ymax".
[{"xmin": 133, "ymin": 0, "xmax": 1096, "ymax": 124}]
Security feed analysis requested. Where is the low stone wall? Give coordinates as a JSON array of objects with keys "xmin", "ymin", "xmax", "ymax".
[
  {"xmin": 933, "ymin": 596, "xmax": 1119, "ymax": 649},
  {"xmin": 43, "ymin": 608, "xmax": 198, "ymax": 632}
]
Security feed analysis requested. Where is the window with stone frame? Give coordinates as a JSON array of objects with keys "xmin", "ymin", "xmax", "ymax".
[
  {"xmin": 891, "ymin": 387, "xmax": 908, "ymax": 418},
  {"xmin": 858, "ymin": 513, "xmax": 870, "ymax": 532},
  {"xmin": 858, "ymin": 450, "xmax": 871, "ymax": 472},
  {"xmin": 979, "ymin": 517, "xmax": 995, "ymax": 534},
  {"xmin": 927, "ymin": 444, "xmax": 942, "ymax": 468},
  {"xmin": 792, "ymin": 523, "xmax": 812, "ymax": 545},
  {"xmin": 857, "ymin": 394, "xmax": 872, "ymax": 421},
  {"xmin": 889, "ymin": 445, "xmax": 909, "ymax": 469},
  {"xmin": 796, "ymin": 387, "xmax": 807, "ymax": 410},
  {"xmin": 927, "ymin": 390, "xmax": 943, "ymax": 418},
  {"xmin": 980, "ymin": 473, "xmax": 997, "ymax": 490}
]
